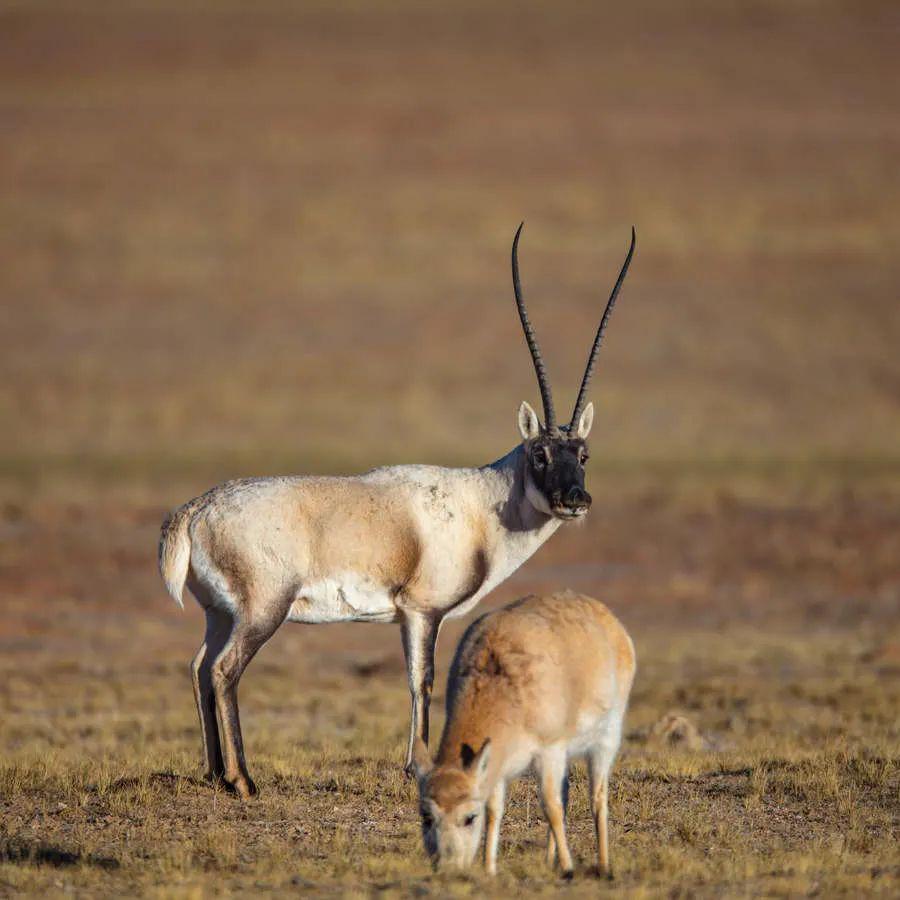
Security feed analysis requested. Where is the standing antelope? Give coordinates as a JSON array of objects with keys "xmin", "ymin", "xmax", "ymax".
[
  {"xmin": 158, "ymin": 225, "xmax": 635, "ymax": 799},
  {"xmin": 411, "ymin": 591, "xmax": 636, "ymax": 878}
]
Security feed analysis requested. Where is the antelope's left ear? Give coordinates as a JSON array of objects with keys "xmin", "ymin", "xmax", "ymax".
[
  {"xmin": 518, "ymin": 401, "xmax": 542, "ymax": 441},
  {"xmin": 575, "ymin": 401, "xmax": 594, "ymax": 439}
]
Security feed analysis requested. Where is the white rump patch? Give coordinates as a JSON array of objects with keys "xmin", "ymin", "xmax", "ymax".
[
  {"xmin": 567, "ymin": 706, "xmax": 623, "ymax": 760},
  {"xmin": 287, "ymin": 572, "xmax": 399, "ymax": 624}
]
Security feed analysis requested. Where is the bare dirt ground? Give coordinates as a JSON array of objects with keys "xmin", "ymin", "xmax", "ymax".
[{"xmin": 2, "ymin": 1, "xmax": 899, "ymax": 897}]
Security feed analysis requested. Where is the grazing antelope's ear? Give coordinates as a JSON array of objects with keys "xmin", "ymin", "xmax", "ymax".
[
  {"xmin": 518, "ymin": 401, "xmax": 541, "ymax": 441},
  {"xmin": 463, "ymin": 739, "xmax": 492, "ymax": 789},
  {"xmin": 575, "ymin": 401, "xmax": 594, "ymax": 439},
  {"xmin": 412, "ymin": 737, "xmax": 434, "ymax": 780}
]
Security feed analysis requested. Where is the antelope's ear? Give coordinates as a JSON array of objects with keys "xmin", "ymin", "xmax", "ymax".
[
  {"xmin": 464, "ymin": 739, "xmax": 492, "ymax": 789},
  {"xmin": 575, "ymin": 401, "xmax": 594, "ymax": 439},
  {"xmin": 518, "ymin": 401, "xmax": 541, "ymax": 441},
  {"xmin": 412, "ymin": 737, "xmax": 434, "ymax": 781}
]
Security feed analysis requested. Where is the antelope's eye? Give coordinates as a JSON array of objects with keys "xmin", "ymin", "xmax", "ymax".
[
  {"xmin": 532, "ymin": 447, "xmax": 547, "ymax": 467},
  {"xmin": 463, "ymin": 814, "xmax": 477, "ymax": 827},
  {"xmin": 579, "ymin": 449, "xmax": 589, "ymax": 465}
]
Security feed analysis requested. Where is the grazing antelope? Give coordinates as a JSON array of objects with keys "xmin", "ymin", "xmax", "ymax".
[
  {"xmin": 411, "ymin": 591, "xmax": 636, "ymax": 878},
  {"xmin": 158, "ymin": 226, "xmax": 635, "ymax": 799}
]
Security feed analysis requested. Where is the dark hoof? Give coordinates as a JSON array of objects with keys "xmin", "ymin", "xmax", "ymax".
[
  {"xmin": 218, "ymin": 774, "xmax": 258, "ymax": 799},
  {"xmin": 593, "ymin": 866, "xmax": 614, "ymax": 881},
  {"xmin": 235, "ymin": 776, "xmax": 259, "ymax": 800},
  {"xmin": 561, "ymin": 869, "xmax": 574, "ymax": 881},
  {"xmin": 403, "ymin": 762, "xmax": 416, "ymax": 780}
]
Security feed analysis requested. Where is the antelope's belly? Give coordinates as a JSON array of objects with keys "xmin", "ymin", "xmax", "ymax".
[{"xmin": 287, "ymin": 573, "xmax": 399, "ymax": 624}]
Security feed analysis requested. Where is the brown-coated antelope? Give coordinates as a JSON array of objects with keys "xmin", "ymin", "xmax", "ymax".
[
  {"xmin": 411, "ymin": 591, "xmax": 636, "ymax": 878},
  {"xmin": 158, "ymin": 226, "xmax": 636, "ymax": 799}
]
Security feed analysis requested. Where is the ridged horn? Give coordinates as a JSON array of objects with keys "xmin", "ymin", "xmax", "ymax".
[
  {"xmin": 569, "ymin": 227, "xmax": 636, "ymax": 430},
  {"xmin": 511, "ymin": 222, "xmax": 556, "ymax": 430}
]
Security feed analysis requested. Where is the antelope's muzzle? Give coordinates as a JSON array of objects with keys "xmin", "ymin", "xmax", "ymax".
[
  {"xmin": 564, "ymin": 485, "xmax": 591, "ymax": 510},
  {"xmin": 552, "ymin": 486, "xmax": 592, "ymax": 518}
]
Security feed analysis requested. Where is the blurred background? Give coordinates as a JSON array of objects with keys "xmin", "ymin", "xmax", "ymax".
[
  {"xmin": 3, "ymin": 1, "xmax": 898, "ymax": 492},
  {"xmin": 1, "ymin": 3, "xmax": 899, "ymax": 893}
]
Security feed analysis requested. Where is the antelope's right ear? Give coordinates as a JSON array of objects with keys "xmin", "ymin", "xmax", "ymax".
[
  {"xmin": 575, "ymin": 401, "xmax": 594, "ymax": 439},
  {"xmin": 467, "ymin": 739, "xmax": 492, "ymax": 793},
  {"xmin": 517, "ymin": 401, "xmax": 541, "ymax": 441},
  {"xmin": 412, "ymin": 737, "xmax": 434, "ymax": 781}
]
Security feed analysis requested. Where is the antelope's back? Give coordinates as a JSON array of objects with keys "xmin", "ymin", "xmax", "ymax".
[
  {"xmin": 179, "ymin": 470, "xmax": 492, "ymax": 613},
  {"xmin": 448, "ymin": 590, "xmax": 635, "ymax": 739},
  {"xmin": 187, "ymin": 475, "xmax": 423, "ymax": 586}
]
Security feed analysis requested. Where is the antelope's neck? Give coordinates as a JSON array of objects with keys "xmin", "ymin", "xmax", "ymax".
[
  {"xmin": 428, "ymin": 446, "xmax": 560, "ymax": 623},
  {"xmin": 437, "ymin": 694, "xmax": 511, "ymax": 762},
  {"xmin": 481, "ymin": 444, "xmax": 561, "ymax": 552},
  {"xmin": 435, "ymin": 692, "xmax": 520, "ymax": 792}
]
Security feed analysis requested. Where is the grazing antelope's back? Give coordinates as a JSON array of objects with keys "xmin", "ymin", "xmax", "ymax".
[
  {"xmin": 445, "ymin": 592, "xmax": 635, "ymax": 743},
  {"xmin": 413, "ymin": 590, "xmax": 635, "ymax": 878}
]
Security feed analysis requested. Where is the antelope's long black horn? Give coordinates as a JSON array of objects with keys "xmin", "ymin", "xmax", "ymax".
[
  {"xmin": 511, "ymin": 222, "xmax": 556, "ymax": 430},
  {"xmin": 569, "ymin": 227, "xmax": 636, "ymax": 430}
]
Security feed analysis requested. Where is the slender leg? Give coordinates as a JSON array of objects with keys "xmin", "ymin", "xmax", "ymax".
[
  {"xmin": 538, "ymin": 748, "xmax": 574, "ymax": 878},
  {"xmin": 210, "ymin": 605, "xmax": 287, "ymax": 799},
  {"xmin": 400, "ymin": 612, "xmax": 441, "ymax": 774},
  {"xmin": 191, "ymin": 607, "xmax": 230, "ymax": 780},
  {"xmin": 593, "ymin": 772, "xmax": 611, "ymax": 878},
  {"xmin": 589, "ymin": 738, "xmax": 619, "ymax": 879},
  {"xmin": 484, "ymin": 780, "xmax": 506, "ymax": 875},
  {"xmin": 545, "ymin": 827, "xmax": 557, "ymax": 867},
  {"xmin": 544, "ymin": 771, "xmax": 568, "ymax": 867}
]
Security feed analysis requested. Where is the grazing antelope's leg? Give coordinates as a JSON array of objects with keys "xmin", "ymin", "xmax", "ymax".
[
  {"xmin": 538, "ymin": 748, "xmax": 573, "ymax": 878},
  {"xmin": 589, "ymin": 737, "xmax": 618, "ymax": 879},
  {"xmin": 209, "ymin": 601, "xmax": 288, "ymax": 799},
  {"xmin": 400, "ymin": 612, "xmax": 441, "ymax": 773},
  {"xmin": 190, "ymin": 606, "xmax": 231, "ymax": 781},
  {"xmin": 484, "ymin": 780, "xmax": 506, "ymax": 875},
  {"xmin": 544, "ymin": 771, "xmax": 569, "ymax": 867}
]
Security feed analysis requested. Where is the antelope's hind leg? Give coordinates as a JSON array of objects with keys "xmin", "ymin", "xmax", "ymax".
[
  {"xmin": 544, "ymin": 770, "xmax": 569, "ymax": 867},
  {"xmin": 190, "ymin": 606, "xmax": 231, "ymax": 782},
  {"xmin": 588, "ymin": 724, "xmax": 622, "ymax": 879},
  {"xmin": 538, "ymin": 747, "xmax": 574, "ymax": 878},
  {"xmin": 208, "ymin": 597, "xmax": 290, "ymax": 799}
]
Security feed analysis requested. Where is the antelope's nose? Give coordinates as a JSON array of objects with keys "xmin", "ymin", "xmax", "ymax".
[{"xmin": 564, "ymin": 486, "xmax": 591, "ymax": 510}]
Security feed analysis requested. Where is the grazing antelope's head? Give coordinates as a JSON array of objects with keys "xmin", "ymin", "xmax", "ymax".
[
  {"xmin": 511, "ymin": 224, "xmax": 635, "ymax": 521},
  {"xmin": 411, "ymin": 737, "xmax": 491, "ymax": 871}
]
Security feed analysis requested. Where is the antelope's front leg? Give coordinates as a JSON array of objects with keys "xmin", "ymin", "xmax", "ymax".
[
  {"xmin": 400, "ymin": 612, "xmax": 440, "ymax": 775},
  {"xmin": 484, "ymin": 781, "xmax": 506, "ymax": 875}
]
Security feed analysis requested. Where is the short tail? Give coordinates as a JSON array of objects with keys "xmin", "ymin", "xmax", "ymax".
[{"xmin": 158, "ymin": 504, "xmax": 194, "ymax": 609}]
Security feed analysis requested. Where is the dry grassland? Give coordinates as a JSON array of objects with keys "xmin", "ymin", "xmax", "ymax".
[{"xmin": 2, "ymin": 486, "xmax": 898, "ymax": 896}]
